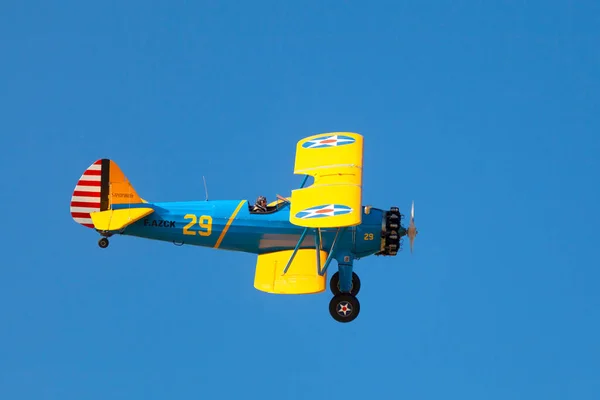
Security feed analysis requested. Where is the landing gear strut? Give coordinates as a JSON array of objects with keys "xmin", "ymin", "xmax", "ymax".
[{"xmin": 98, "ymin": 237, "xmax": 109, "ymax": 248}]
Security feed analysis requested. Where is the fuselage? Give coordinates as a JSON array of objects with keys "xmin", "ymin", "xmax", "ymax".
[{"xmin": 116, "ymin": 199, "xmax": 388, "ymax": 260}]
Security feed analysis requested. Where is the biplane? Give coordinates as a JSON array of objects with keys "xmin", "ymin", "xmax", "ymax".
[{"xmin": 69, "ymin": 132, "xmax": 418, "ymax": 323}]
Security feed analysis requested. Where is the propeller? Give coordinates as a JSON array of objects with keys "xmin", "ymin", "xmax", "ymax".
[{"xmin": 406, "ymin": 200, "xmax": 418, "ymax": 254}]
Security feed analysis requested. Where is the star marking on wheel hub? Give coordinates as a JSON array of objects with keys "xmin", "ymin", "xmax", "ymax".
[{"xmin": 337, "ymin": 301, "xmax": 353, "ymax": 316}]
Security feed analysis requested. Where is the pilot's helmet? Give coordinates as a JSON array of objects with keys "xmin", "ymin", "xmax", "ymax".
[{"xmin": 256, "ymin": 196, "xmax": 267, "ymax": 205}]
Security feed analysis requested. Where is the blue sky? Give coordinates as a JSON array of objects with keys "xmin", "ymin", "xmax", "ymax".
[{"xmin": 1, "ymin": 1, "xmax": 599, "ymax": 398}]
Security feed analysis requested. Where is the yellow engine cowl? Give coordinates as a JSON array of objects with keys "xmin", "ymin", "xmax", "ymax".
[{"xmin": 254, "ymin": 249, "xmax": 328, "ymax": 294}]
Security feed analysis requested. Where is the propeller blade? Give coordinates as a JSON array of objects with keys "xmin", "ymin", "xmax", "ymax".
[{"xmin": 407, "ymin": 200, "xmax": 418, "ymax": 254}]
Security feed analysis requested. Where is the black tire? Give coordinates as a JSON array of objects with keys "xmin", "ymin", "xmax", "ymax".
[
  {"xmin": 98, "ymin": 237, "xmax": 109, "ymax": 248},
  {"xmin": 329, "ymin": 294, "xmax": 360, "ymax": 323},
  {"xmin": 329, "ymin": 271, "xmax": 361, "ymax": 296}
]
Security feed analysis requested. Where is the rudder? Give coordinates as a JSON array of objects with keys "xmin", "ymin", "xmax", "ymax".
[{"xmin": 70, "ymin": 159, "xmax": 144, "ymax": 229}]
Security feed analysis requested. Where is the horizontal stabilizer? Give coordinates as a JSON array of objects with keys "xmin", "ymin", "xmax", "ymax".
[
  {"xmin": 90, "ymin": 207, "xmax": 154, "ymax": 232},
  {"xmin": 254, "ymin": 249, "xmax": 328, "ymax": 294},
  {"xmin": 289, "ymin": 132, "xmax": 363, "ymax": 228}
]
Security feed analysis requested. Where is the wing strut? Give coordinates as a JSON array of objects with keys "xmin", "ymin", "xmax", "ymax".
[
  {"xmin": 282, "ymin": 226, "xmax": 346, "ymax": 276},
  {"xmin": 315, "ymin": 228, "xmax": 321, "ymax": 270},
  {"xmin": 282, "ymin": 227, "xmax": 309, "ymax": 275},
  {"xmin": 318, "ymin": 227, "xmax": 346, "ymax": 276},
  {"xmin": 299, "ymin": 174, "xmax": 309, "ymax": 188}
]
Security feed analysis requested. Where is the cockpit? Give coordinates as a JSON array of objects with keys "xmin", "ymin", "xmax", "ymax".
[{"xmin": 248, "ymin": 195, "xmax": 290, "ymax": 214}]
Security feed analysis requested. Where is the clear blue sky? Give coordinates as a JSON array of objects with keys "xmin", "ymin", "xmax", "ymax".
[{"xmin": 1, "ymin": 1, "xmax": 599, "ymax": 399}]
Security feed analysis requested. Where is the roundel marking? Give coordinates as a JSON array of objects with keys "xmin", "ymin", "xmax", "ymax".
[
  {"xmin": 295, "ymin": 204, "xmax": 353, "ymax": 219},
  {"xmin": 301, "ymin": 135, "xmax": 356, "ymax": 149}
]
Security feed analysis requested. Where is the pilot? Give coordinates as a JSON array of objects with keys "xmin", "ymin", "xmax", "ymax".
[{"xmin": 253, "ymin": 196, "xmax": 268, "ymax": 213}]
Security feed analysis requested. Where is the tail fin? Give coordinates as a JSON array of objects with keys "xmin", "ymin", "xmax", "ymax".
[{"xmin": 70, "ymin": 159, "xmax": 144, "ymax": 229}]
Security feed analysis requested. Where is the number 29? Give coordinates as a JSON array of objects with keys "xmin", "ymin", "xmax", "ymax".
[{"xmin": 183, "ymin": 214, "xmax": 212, "ymax": 236}]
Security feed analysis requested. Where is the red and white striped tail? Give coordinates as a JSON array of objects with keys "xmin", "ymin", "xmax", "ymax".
[{"xmin": 70, "ymin": 159, "xmax": 104, "ymax": 228}]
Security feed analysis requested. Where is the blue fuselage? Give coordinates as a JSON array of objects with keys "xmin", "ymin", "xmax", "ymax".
[{"xmin": 118, "ymin": 200, "xmax": 386, "ymax": 261}]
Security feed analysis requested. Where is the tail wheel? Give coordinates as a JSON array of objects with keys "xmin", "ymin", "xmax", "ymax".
[
  {"xmin": 98, "ymin": 237, "xmax": 109, "ymax": 248},
  {"xmin": 329, "ymin": 271, "xmax": 361, "ymax": 296},
  {"xmin": 329, "ymin": 294, "xmax": 360, "ymax": 323}
]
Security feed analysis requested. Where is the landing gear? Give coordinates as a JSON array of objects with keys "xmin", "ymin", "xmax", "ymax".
[
  {"xmin": 329, "ymin": 271, "xmax": 361, "ymax": 296},
  {"xmin": 329, "ymin": 294, "xmax": 360, "ymax": 323},
  {"xmin": 328, "ymin": 266, "xmax": 361, "ymax": 323},
  {"xmin": 98, "ymin": 237, "xmax": 109, "ymax": 248}
]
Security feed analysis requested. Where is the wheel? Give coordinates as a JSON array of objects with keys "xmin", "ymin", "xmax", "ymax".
[
  {"xmin": 329, "ymin": 294, "xmax": 360, "ymax": 323},
  {"xmin": 98, "ymin": 237, "xmax": 109, "ymax": 248},
  {"xmin": 329, "ymin": 271, "xmax": 361, "ymax": 296}
]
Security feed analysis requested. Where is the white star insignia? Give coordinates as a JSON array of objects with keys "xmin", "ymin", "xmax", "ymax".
[
  {"xmin": 338, "ymin": 302, "xmax": 352, "ymax": 315},
  {"xmin": 299, "ymin": 204, "xmax": 336, "ymax": 219}
]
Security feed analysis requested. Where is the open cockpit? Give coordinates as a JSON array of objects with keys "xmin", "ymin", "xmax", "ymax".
[{"xmin": 248, "ymin": 195, "xmax": 290, "ymax": 214}]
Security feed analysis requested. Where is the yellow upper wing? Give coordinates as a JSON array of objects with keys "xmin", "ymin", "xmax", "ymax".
[{"xmin": 289, "ymin": 132, "xmax": 363, "ymax": 228}]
